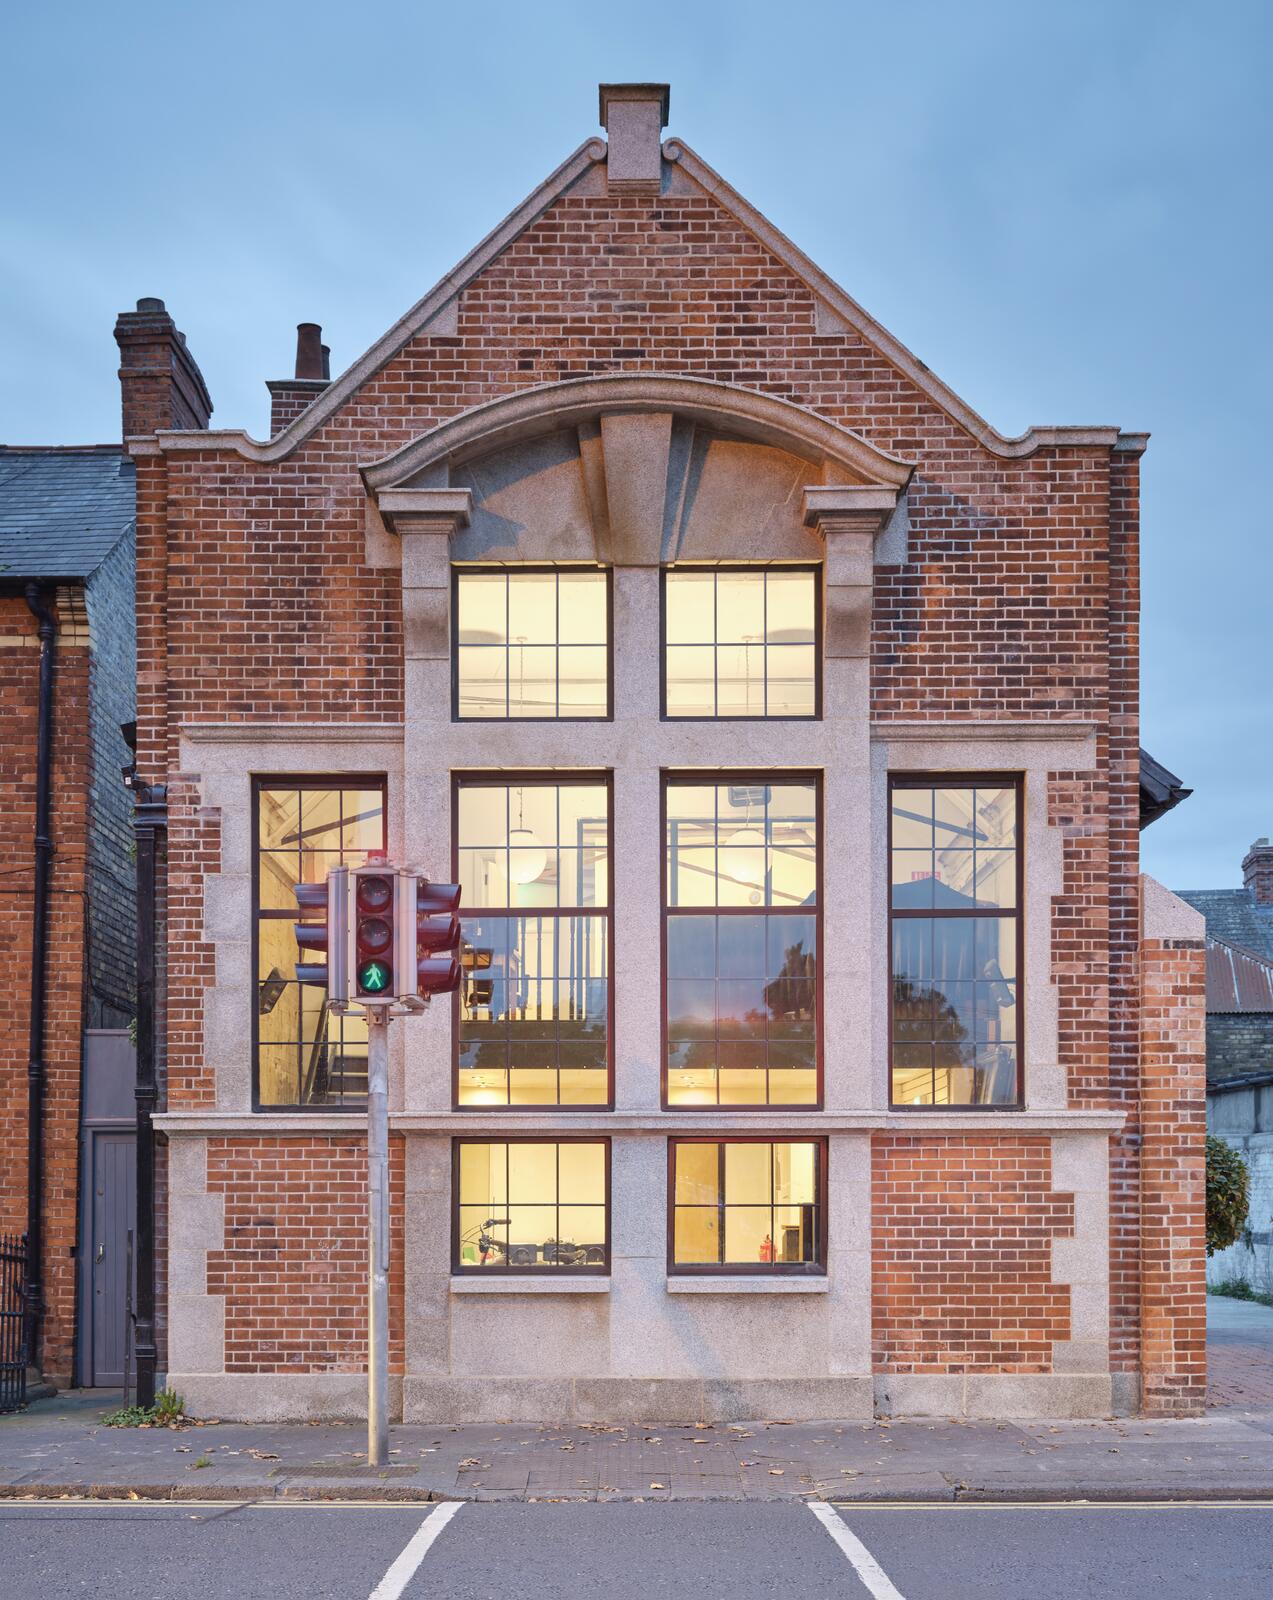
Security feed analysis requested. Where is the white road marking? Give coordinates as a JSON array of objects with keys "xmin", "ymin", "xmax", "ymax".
[
  {"xmin": 808, "ymin": 1500, "xmax": 908, "ymax": 1600},
  {"xmin": 367, "ymin": 1501, "xmax": 462, "ymax": 1600}
]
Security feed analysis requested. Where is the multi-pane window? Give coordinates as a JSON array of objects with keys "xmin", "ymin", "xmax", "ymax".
[
  {"xmin": 670, "ymin": 1140, "xmax": 825, "ymax": 1273},
  {"xmin": 456, "ymin": 778, "xmax": 610, "ymax": 1107},
  {"xmin": 454, "ymin": 1140, "xmax": 609, "ymax": 1273},
  {"xmin": 663, "ymin": 566, "xmax": 818, "ymax": 718},
  {"xmin": 889, "ymin": 778, "xmax": 1021, "ymax": 1107},
  {"xmin": 254, "ymin": 779, "xmax": 386, "ymax": 1108},
  {"xmin": 664, "ymin": 777, "xmax": 819, "ymax": 1107},
  {"xmin": 454, "ymin": 566, "xmax": 610, "ymax": 719}
]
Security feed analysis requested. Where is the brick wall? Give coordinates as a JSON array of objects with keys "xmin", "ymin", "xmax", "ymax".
[
  {"xmin": 205, "ymin": 1136, "xmax": 405, "ymax": 1374},
  {"xmin": 872, "ymin": 1135, "xmax": 1074, "ymax": 1373},
  {"xmin": 1139, "ymin": 935, "xmax": 1207, "ymax": 1415},
  {"xmin": 0, "ymin": 594, "xmax": 92, "ymax": 1381}
]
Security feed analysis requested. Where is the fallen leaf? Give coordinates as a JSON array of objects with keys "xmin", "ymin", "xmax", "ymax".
[
  {"xmin": 649, "ymin": 1482, "xmax": 666, "ymax": 1490},
  {"xmin": 769, "ymin": 1468, "xmax": 784, "ymax": 1476}
]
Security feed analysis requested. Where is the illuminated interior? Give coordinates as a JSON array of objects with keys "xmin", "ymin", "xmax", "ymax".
[
  {"xmin": 255, "ymin": 782, "xmax": 385, "ymax": 1107},
  {"xmin": 890, "ymin": 783, "xmax": 1019, "ymax": 1106},
  {"xmin": 665, "ymin": 780, "xmax": 818, "ymax": 1106},
  {"xmin": 664, "ymin": 566, "xmax": 816, "ymax": 718},
  {"xmin": 457, "ymin": 781, "xmax": 609, "ymax": 1106},
  {"xmin": 455, "ymin": 567, "xmax": 609, "ymax": 719},
  {"xmin": 457, "ymin": 1141, "xmax": 608, "ymax": 1269},
  {"xmin": 671, "ymin": 1141, "xmax": 821, "ymax": 1269}
]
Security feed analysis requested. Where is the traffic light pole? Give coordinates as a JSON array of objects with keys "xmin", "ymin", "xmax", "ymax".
[{"xmin": 366, "ymin": 1007, "xmax": 390, "ymax": 1469}]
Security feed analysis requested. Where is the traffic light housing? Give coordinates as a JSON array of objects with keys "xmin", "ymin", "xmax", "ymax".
[
  {"xmin": 416, "ymin": 879, "xmax": 462, "ymax": 998},
  {"xmin": 353, "ymin": 862, "xmax": 398, "ymax": 1002},
  {"xmin": 293, "ymin": 864, "xmax": 350, "ymax": 1004}
]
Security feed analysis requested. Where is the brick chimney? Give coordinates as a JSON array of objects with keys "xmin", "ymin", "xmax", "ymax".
[
  {"xmin": 266, "ymin": 322, "xmax": 331, "ymax": 436},
  {"xmin": 113, "ymin": 297, "xmax": 212, "ymax": 440},
  {"xmin": 599, "ymin": 83, "xmax": 669, "ymax": 195},
  {"xmin": 1243, "ymin": 837, "xmax": 1273, "ymax": 905}
]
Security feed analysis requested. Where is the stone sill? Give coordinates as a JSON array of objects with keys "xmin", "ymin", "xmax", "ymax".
[
  {"xmin": 449, "ymin": 1277, "xmax": 610, "ymax": 1295},
  {"xmin": 666, "ymin": 1276, "xmax": 829, "ymax": 1294}
]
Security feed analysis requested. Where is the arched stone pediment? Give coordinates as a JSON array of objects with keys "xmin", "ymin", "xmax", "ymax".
[{"xmin": 363, "ymin": 375, "xmax": 914, "ymax": 566}]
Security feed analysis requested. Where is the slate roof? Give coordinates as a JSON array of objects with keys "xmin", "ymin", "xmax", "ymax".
[
  {"xmin": 0, "ymin": 446, "xmax": 136, "ymax": 580},
  {"xmin": 1177, "ymin": 888, "xmax": 1273, "ymax": 967}
]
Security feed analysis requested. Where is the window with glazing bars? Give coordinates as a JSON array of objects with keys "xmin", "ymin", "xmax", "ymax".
[
  {"xmin": 454, "ymin": 1140, "xmax": 609, "ymax": 1272},
  {"xmin": 455, "ymin": 778, "xmax": 611, "ymax": 1107},
  {"xmin": 454, "ymin": 566, "xmax": 611, "ymax": 719},
  {"xmin": 254, "ymin": 779, "xmax": 386, "ymax": 1108},
  {"xmin": 670, "ymin": 1140, "xmax": 825, "ymax": 1273},
  {"xmin": 889, "ymin": 778, "xmax": 1021, "ymax": 1107},
  {"xmin": 664, "ymin": 776, "xmax": 820, "ymax": 1107}
]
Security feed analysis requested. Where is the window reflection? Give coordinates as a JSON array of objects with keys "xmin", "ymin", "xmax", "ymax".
[
  {"xmin": 456, "ymin": 1142, "xmax": 608, "ymax": 1271},
  {"xmin": 457, "ymin": 781, "xmax": 611, "ymax": 1107},
  {"xmin": 456, "ymin": 567, "xmax": 609, "ymax": 719},
  {"xmin": 889, "ymin": 783, "xmax": 1020, "ymax": 1106},
  {"xmin": 665, "ymin": 780, "xmax": 819, "ymax": 1106},
  {"xmin": 255, "ymin": 781, "xmax": 386, "ymax": 1108},
  {"xmin": 670, "ymin": 1141, "xmax": 823, "ymax": 1270},
  {"xmin": 663, "ymin": 567, "xmax": 818, "ymax": 718}
]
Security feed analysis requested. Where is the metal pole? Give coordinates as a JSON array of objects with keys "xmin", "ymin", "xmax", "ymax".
[{"xmin": 366, "ymin": 1010, "xmax": 390, "ymax": 1467}]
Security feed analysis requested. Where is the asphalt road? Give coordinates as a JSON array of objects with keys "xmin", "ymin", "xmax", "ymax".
[{"xmin": 4, "ymin": 1499, "xmax": 1273, "ymax": 1599}]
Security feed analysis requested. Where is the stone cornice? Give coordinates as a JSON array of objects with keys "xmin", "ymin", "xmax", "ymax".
[
  {"xmin": 871, "ymin": 719, "xmax": 1099, "ymax": 743},
  {"xmin": 178, "ymin": 721, "xmax": 406, "ymax": 745},
  {"xmin": 377, "ymin": 487, "xmax": 473, "ymax": 534}
]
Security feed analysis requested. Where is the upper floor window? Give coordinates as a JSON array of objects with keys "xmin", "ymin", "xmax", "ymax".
[
  {"xmin": 254, "ymin": 777, "xmax": 386, "ymax": 1109},
  {"xmin": 664, "ymin": 775, "xmax": 820, "ymax": 1107},
  {"xmin": 662, "ymin": 566, "xmax": 819, "ymax": 719},
  {"xmin": 454, "ymin": 566, "xmax": 611, "ymax": 719},
  {"xmin": 455, "ymin": 776, "xmax": 611, "ymax": 1107},
  {"xmin": 889, "ymin": 778, "xmax": 1021, "ymax": 1108}
]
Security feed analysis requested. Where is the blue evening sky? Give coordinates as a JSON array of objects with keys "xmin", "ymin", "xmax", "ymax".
[{"xmin": 2, "ymin": 2, "xmax": 1269, "ymax": 889}]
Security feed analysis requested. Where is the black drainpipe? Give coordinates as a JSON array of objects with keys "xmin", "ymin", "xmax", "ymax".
[
  {"xmin": 23, "ymin": 584, "xmax": 57, "ymax": 1376},
  {"xmin": 132, "ymin": 779, "xmax": 167, "ymax": 1410}
]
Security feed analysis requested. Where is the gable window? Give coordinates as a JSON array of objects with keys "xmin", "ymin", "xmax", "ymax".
[
  {"xmin": 454, "ymin": 1139, "xmax": 609, "ymax": 1273},
  {"xmin": 254, "ymin": 778, "xmax": 386, "ymax": 1109},
  {"xmin": 454, "ymin": 566, "xmax": 611, "ymax": 719},
  {"xmin": 889, "ymin": 777, "xmax": 1021, "ymax": 1107},
  {"xmin": 455, "ymin": 776, "xmax": 611, "ymax": 1107},
  {"xmin": 662, "ymin": 566, "xmax": 819, "ymax": 719},
  {"xmin": 669, "ymin": 1139, "xmax": 825, "ymax": 1274},
  {"xmin": 664, "ymin": 775, "xmax": 820, "ymax": 1107}
]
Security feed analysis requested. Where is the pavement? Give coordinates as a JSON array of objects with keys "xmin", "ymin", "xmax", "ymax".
[
  {"xmin": 1, "ymin": 1295, "xmax": 1271, "ymax": 1507},
  {"xmin": 5, "ymin": 1500, "xmax": 1273, "ymax": 1599}
]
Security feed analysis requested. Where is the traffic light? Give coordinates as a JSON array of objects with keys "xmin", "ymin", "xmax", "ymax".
[
  {"xmin": 416, "ymin": 879, "xmax": 462, "ymax": 998},
  {"xmin": 352, "ymin": 862, "xmax": 397, "ymax": 1002},
  {"xmin": 293, "ymin": 864, "xmax": 350, "ymax": 1005}
]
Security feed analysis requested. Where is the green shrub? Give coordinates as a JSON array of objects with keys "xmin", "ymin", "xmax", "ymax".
[
  {"xmin": 101, "ymin": 1388, "xmax": 187, "ymax": 1428},
  {"xmin": 1206, "ymin": 1135, "xmax": 1250, "ymax": 1256}
]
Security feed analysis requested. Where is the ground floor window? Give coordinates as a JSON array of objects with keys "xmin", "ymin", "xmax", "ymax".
[
  {"xmin": 669, "ymin": 1139, "xmax": 825, "ymax": 1273},
  {"xmin": 454, "ymin": 1140, "xmax": 609, "ymax": 1273}
]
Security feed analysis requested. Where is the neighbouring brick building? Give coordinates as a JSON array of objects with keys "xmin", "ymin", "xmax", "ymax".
[
  {"xmin": 0, "ymin": 444, "xmax": 137, "ymax": 1388},
  {"xmin": 130, "ymin": 84, "xmax": 1206, "ymax": 1422}
]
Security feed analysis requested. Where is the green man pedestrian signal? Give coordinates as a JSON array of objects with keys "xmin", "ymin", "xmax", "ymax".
[
  {"xmin": 353, "ymin": 863, "xmax": 397, "ymax": 1002},
  {"xmin": 293, "ymin": 864, "xmax": 349, "ymax": 1004}
]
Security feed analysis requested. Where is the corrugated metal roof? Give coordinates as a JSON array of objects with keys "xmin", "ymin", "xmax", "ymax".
[
  {"xmin": 0, "ymin": 446, "xmax": 136, "ymax": 579},
  {"xmin": 1206, "ymin": 935, "xmax": 1273, "ymax": 1013}
]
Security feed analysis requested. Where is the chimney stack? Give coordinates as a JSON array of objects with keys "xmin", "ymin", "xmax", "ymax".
[
  {"xmin": 599, "ymin": 83, "xmax": 669, "ymax": 195},
  {"xmin": 1243, "ymin": 837, "xmax": 1273, "ymax": 905},
  {"xmin": 266, "ymin": 321, "xmax": 332, "ymax": 435},
  {"xmin": 114, "ymin": 297, "xmax": 213, "ymax": 441}
]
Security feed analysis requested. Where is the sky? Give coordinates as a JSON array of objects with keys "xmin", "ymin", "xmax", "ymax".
[{"xmin": 2, "ymin": 1, "xmax": 1269, "ymax": 889}]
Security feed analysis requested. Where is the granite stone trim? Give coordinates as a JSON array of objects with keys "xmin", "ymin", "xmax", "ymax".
[{"xmin": 402, "ymin": 1375, "xmax": 873, "ymax": 1424}]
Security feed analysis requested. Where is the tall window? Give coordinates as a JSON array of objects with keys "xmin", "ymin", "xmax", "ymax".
[
  {"xmin": 454, "ymin": 566, "xmax": 611, "ymax": 719},
  {"xmin": 254, "ymin": 778, "xmax": 386, "ymax": 1108},
  {"xmin": 454, "ymin": 1140, "xmax": 609, "ymax": 1273},
  {"xmin": 455, "ymin": 777, "xmax": 611, "ymax": 1107},
  {"xmin": 889, "ymin": 778, "xmax": 1021, "ymax": 1107},
  {"xmin": 664, "ymin": 776, "xmax": 819, "ymax": 1107},
  {"xmin": 662, "ymin": 566, "xmax": 818, "ymax": 718},
  {"xmin": 670, "ymin": 1140, "xmax": 825, "ymax": 1274}
]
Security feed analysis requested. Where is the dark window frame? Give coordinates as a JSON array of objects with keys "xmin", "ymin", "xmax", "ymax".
[
  {"xmin": 251, "ymin": 773, "xmax": 388, "ymax": 1113},
  {"xmin": 659, "ymin": 563, "xmax": 823, "ymax": 722},
  {"xmin": 661, "ymin": 769, "xmax": 824, "ymax": 1111},
  {"xmin": 451, "ymin": 771, "xmax": 615, "ymax": 1111},
  {"xmin": 887, "ymin": 772, "xmax": 1025, "ymax": 1111},
  {"xmin": 666, "ymin": 1135, "xmax": 828, "ymax": 1276},
  {"xmin": 451, "ymin": 1135, "xmax": 612, "ymax": 1276},
  {"xmin": 451, "ymin": 563, "xmax": 615, "ymax": 723}
]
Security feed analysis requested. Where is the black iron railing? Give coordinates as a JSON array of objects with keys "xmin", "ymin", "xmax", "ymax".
[{"xmin": 0, "ymin": 1233, "xmax": 27, "ymax": 1414}]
